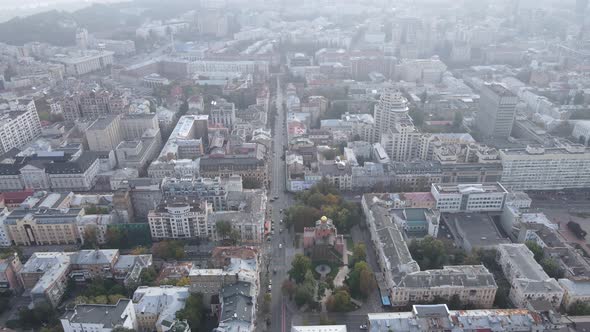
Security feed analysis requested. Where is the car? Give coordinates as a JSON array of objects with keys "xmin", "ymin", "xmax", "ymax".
[
  {"xmin": 279, "ymin": 228, "xmax": 283, "ymax": 233},
  {"xmin": 360, "ymin": 325, "xmax": 367, "ymax": 330},
  {"xmin": 279, "ymin": 243, "xmax": 283, "ymax": 249},
  {"xmin": 280, "ymin": 219, "xmax": 283, "ymax": 223},
  {"xmin": 274, "ymin": 196, "xmax": 279, "ymax": 200},
  {"xmin": 273, "ymin": 268, "xmax": 277, "ymax": 274},
  {"xmin": 268, "ymin": 284, "xmax": 272, "ymax": 291}
]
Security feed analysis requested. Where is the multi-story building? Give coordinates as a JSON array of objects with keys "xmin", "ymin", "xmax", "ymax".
[
  {"xmin": 380, "ymin": 119, "xmax": 430, "ymax": 162},
  {"xmin": 392, "ymin": 265, "xmax": 497, "ymax": 308},
  {"xmin": 46, "ymin": 153, "xmax": 100, "ymax": 191},
  {"xmin": 390, "ymin": 161, "xmax": 443, "ymax": 192},
  {"xmin": 440, "ymin": 162, "xmax": 503, "ymax": 184},
  {"xmin": 95, "ymin": 39, "xmax": 136, "ymax": 56},
  {"xmin": 496, "ymin": 244, "xmax": 564, "ymax": 308},
  {"xmin": 200, "ymin": 155, "xmax": 267, "ymax": 188},
  {"xmin": 61, "ymin": 299, "xmax": 137, "ymax": 332},
  {"xmin": 161, "ymin": 176, "xmax": 229, "ymax": 211},
  {"xmin": 362, "ymin": 194, "xmax": 496, "ymax": 309},
  {"xmin": 188, "ymin": 60, "xmax": 269, "ymax": 78},
  {"xmin": 0, "ymin": 100, "xmax": 42, "ymax": 154},
  {"xmin": 148, "ymin": 197, "xmax": 212, "ymax": 240},
  {"xmin": 372, "ymin": 86, "xmax": 410, "ymax": 143},
  {"xmin": 69, "ymin": 249, "xmax": 120, "ymax": 281},
  {"xmin": 431, "ymin": 183, "xmax": 508, "ymax": 212},
  {"xmin": 19, "ymin": 252, "xmax": 71, "ymax": 307},
  {"xmin": 51, "ymin": 51, "xmax": 115, "ymax": 76},
  {"xmin": 558, "ymin": 278, "xmax": 590, "ymax": 310},
  {"xmin": 210, "ymin": 99, "xmax": 236, "ymax": 130},
  {"xmin": 5, "ymin": 207, "xmax": 84, "ymax": 246},
  {"xmin": 86, "ymin": 115, "xmax": 123, "ymax": 151},
  {"xmin": 368, "ymin": 304, "xmax": 558, "ymax": 332},
  {"xmin": 60, "ymin": 88, "xmax": 128, "ymax": 121},
  {"xmin": 120, "ymin": 113, "xmax": 160, "ymax": 140},
  {"xmin": 500, "ymin": 143, "xmax": 590, "ymax": 190},
  {"xmin": 0, "ymin": 208, "xmax": 11, "ymax": 247},
  {"xmin": 132, "ymin": 286, "xmax": 189, "ymax": 332},
  {"xmin": 573, "ymin": 120, "xmax": 590, "ymax": 145},
  {"xmin": 0, "ymin": 252, "xmax": 22, "ymax": 292},
  {"xmin": 208, "ymin": 189, "xmax": 266, "ymax": 243},
  {"xmin": 475, "ymin": 83, "xmax": 518, "ymax": 138}
]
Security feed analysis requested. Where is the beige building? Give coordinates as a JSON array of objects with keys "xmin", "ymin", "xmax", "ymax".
[
  {"xmin": 497, "ymin": 244, "xmax": 564, "ymax": 308},
  {"xmin": 392, "ymin": 265, "xmax": 497, "ymax": 308},
  {"xmin": 120, "ymin": 113, "xmax": 160, "ymax": 140},
  {"xmin": 5, "ymin": 208, "xmax": 83, "ymax": 246},
  {"xmin": 148, "ymin": 197, "xmax": 211, "ymax": 240},
  {"xmin": 86, "ymin": 115, "xmax": 123, "ymax": 151},
  {"xmin": 558, "ymin": 278, "xmax": 590, "ymax": 309}
]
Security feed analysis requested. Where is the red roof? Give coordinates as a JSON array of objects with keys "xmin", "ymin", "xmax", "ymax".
[{"xmin": 3, "ymin": 189, "xmax": 34, "ymax": 204}]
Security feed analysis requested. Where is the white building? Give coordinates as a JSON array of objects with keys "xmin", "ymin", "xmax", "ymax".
[
  {"xmin": 0, "ymin": 100, "xmax": 42, "ymax": 154},
  {"xmin": 395, "ymin": 57, "xmax": 447, "ymax": 84},
  {"xmin": 431, "ymin": 183, "xmax": 507, "ymax": 213},
  {"xmin": 210, "ymin": 99, "xmax": 236, "ymax": 129},
  {"xmin": 500, "ymin": 143, "xmax": 590, "ymax": 190},
  {"xmin": 572, "ymin": 120, "xmax": 590, "ymax": 145},
  {"xmin": 496, "ymin": 244, "xmax": 564, "ymax": 309},
  {"xmin": 148, "ymin": 197, "xmax": 211, "ymax": 240},
  {"xmin": 558, "ymin": 278, "xmax": 590, "ymax": 310},
  {"xmin": 292, "ymin": 326, "xmax": 347, "ymax": 332},
  {"xmin": 77, "ymin": 214, "xmax": 113, "ymax": 245},
  {"xmin": 380, "ymin": 120, "xmax": 430, "ymax": 162},
  {"xmin": 372, "ymin": 86, "xmax": 410, "ymax": 143},
  {"xmin": 132, "ymin": 286, "xmax": 190, "ymax": 332},
  {"xmin": 0, "ymin": 208, "xmax": 11, "ymax": 247},
  {"xmin": 61, "ymin": 299, "xmax": 137, "ymax": 332},
  {"xmin": 188, "ymin": 60, "xmax": 269, "ymax": 77},
  {"xmin": 46, "ymin": 153, "xmax": 100, "ymax": 191},
  {"xmin": 52, "ymin": 51, "xmax": 114, "ymax": 76}
]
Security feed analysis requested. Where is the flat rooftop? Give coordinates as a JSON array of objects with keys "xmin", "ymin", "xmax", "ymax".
[
  {"xmin": 62, "ymin": 299, "xmax": 131, "ymax": 327},
  {"xmin": 432, "ymin": 183, "xmax": 507, "ymax": 195}
]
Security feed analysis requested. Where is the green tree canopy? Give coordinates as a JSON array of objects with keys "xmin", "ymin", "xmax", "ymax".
[{"xmin": 289, "ymin": 254, "xmax": 312, "ymax": 283}]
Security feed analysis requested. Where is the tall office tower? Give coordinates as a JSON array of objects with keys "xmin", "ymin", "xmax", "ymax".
[
  {"xmin": 75, "ymin": 28, "xmax": 89, "ymax": 50},
  {"xmin": 372, "ymin": 85, "xmax": 410, "ymax": 143},
  {"xmin": 475, "ymin": 83, "xmax": 518, "ymax": 139}
]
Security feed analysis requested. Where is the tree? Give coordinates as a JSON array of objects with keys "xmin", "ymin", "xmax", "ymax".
[
  {"xmin": 105, "ymin": 227, "xmax": 124, "ymax": 248},
  {"xmin": 294, "ymin": 284, "xmax": 314, "ymax": 307},
  {"xmin": 408, "ymin": 236, "xmax": 449, "ymax": 270},
  {"xmin": 346, "ymin": 261, "xmax": 376, "ymax": 299},
  {"xmin": 242, "ymin": 177, "xmax": 261, "ymax": 189},
  {"xmin": 262, "ymin": 293, "xmax": 272, "ymax": 313},
  {"xmin": 525, "ymin": 241, "xmax": 544, "ymax": 262},
  {"xmin": 175, "ymin": 276, "xmax": 191, "ymax": 287},
  {"xmin": 326, "ymin": 288, "xmax": 353, "ymax": 312},
  {"xmin": 568, "ymin": 301, "xmax": 590, "ymax": 315},
  {"xmin": 131, "ymin": 246, "xmax": 149, "ymax": 255},
  {"xmin": 176, "ymin": 293, "xmax": 203, "ymax": 330},
  {"xmin": 216, "ymin": 220, "xmax": 233, "ymax": 239},
  {"xmin": 82, "ymin": 226, "xmax": 100, "ymax": 249},
  {"xmin": 289, "ymin": 254, "xmax": 312, "ymax": 283},
  {"xmin": 540, "ymin": 258, "xmax": 564, "ymax": 279},
  {"xmin": 140, "ymin": 266, "xmax": 158, "ymax": 285},
  {"xmin": 350, "ymin": 243, "xmax": 367, "ymax": 267},
  {"xmin": 152, "ymin": 240, "xmax": 185, "ymax": 260},
  {"xmin": 410, "ymin": 108, "xmax": 425, "ymax": 126}
]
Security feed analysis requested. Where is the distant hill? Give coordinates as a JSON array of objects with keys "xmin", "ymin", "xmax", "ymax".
[{"xmin": 0, "ymin": 0, "xmax": 200, "ymax": 46}]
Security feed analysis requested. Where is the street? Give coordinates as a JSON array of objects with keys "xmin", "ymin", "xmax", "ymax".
[{"xmin": 264, "ymin": 74, "xmax": 296, "ymax": 332}]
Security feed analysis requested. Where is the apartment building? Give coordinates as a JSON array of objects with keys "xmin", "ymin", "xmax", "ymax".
[
  {"xmin": 0, "ymin": 100, "xmax": 42, "ymax": 154},
  {"xmin": 132, "ymin": 286, "xmax": 189, "ymax": 332},
  {"xmin": 368, "ymin": 304, "xmax": 555, "ymax": 332},
  {"xmin": 86, "ymin": 115, "xmax": 123, "ymax": 151},
  {"xmin": 380, "ymin": 119, "xmax": 430, "ymax": 162},
  {"xmin": 188, "ymin": 60, "xmax": 269, "ymax": 77},
  {"xmin": 558, "ymin": 278, "xmax": 590, "ymax": 310},
  {"xmin": 5, "ymin": 207, "xmax": 84, "ymax": 246},
  {"xmin": 431, "ymin": 183, "xmax": 508, "ymax": 213},
  {"xmin": 210, "ymin": 99, "xmax": 236, "ymax": 130},
  {"xmin": 161, "ymin": 176, "xmax": 230, "ymax": 211},
  {"xmin": 372, "ymin": 86, "xmax": 410, "ymax": 143},
  {"xmin": 392, "ymin": 265, "xmax": 497, "ymax": 308},
  {"xmin": 19, "ymin": 252, "xmax": 71, "ymax": 307},
  {"xmin": 500, "ymin": 143, "xmax": 590, "ymax": 190},
  {"xmin": 0, "ymin": 253, "xmax": 22, "ymax": 292},
  {"xmin": 496, "ymin": 244, "xmax": 564, "ymax": 308},
  {"xmin": 148, "ymin": 197, "xmax": 212, "ymax": 240},
  {"xmin": 61, "ymin": 299, "xmax": 137, "ymax": 332},
  {"xmin": 60, "ymin": 88, "xmax": 127, "ymax": 121}
]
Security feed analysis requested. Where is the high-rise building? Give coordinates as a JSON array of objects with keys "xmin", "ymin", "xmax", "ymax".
[
  {"xmin": 0, "ymin": 100, "xmax": 42, "ymax": 154},
  {"xmin": 75, "ymin": 28, "xmax": 89, "ymax": 50},
  {"xmin": 372, "ymin": 86, "xmax": 410, "ymax": 142},
  {"xmin": 148, "ymin": 196, "xmax": 212, "ymax": 240},
  {"xmin": 475, "ymin": 83, "xmax": 517, "ymax": 138}
]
